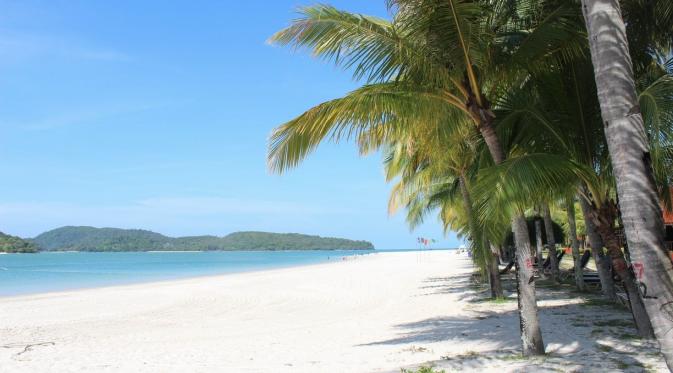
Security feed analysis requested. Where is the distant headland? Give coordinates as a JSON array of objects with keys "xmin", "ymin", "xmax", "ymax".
[{"xmin": 0, "ymin": 226, "xmax": 375, "ymax": 252}]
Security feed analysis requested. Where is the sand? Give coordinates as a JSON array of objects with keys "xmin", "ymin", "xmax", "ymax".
[{"xmin": 0, "ymin": 251, "xmax": 667, "ymax": 372}]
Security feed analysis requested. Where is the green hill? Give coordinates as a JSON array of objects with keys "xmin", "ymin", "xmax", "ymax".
[
  {"xmin": 0, "ymin": 232, "xmax": 39, "ymax": 253},
  {"xmin": 32, "ymin": 226, "xmax": 374, "ymax": 252}
]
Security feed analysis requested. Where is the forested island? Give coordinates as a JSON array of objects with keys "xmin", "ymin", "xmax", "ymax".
[
  {"xmin": 0, "ymin": 232, "xmax": 39, "ymax": 253},
  {"xmin": 31, "ymin": 226, "xmax": 375, "ymax": 252}
]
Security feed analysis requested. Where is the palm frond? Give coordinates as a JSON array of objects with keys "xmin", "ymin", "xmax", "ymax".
[
  {"xmin": 270, "ymin": 4, "xmax": 450, "ymax": 85},
  {"xmin": 472, "ymin": 153, "xmax": 598, "ymax": 222},
  {"xmin": 267, "ymin": 82, "xmax": 465, "ymax": 173}
]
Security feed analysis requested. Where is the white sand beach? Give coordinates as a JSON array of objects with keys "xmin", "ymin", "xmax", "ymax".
[{"xmin": 0, "ymin": 251, "xmax": 667, "ymax": 372}]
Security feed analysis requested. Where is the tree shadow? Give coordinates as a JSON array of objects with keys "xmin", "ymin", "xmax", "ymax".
[
  {"xmin": 364, "ymin": 270, "xmax": 665, "ymax": 372},
  {"xmin": 416, "ymin": 274, "xmax": 481, "ymax": 300}
]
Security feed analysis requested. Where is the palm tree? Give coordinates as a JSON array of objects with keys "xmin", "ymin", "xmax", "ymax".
[
  {"xmin": 542, "ymin": 204, "xmax": 559, "ymax": 281},
  {"xmin": 565, "ymin": 196, "xmax": 586, "ymax": 291},
  {"xmin": 383, "ymin": 125, "xmax": 504, "ymax": 298},
  {"xmin": 581, "ymin": 0, "xmax": 673, "ymax": 367},
  {"xmin": 474, "ymin": 56, "xmax": 673, "ymax": 338},
  {"xmin": 484, "ymin": 50, "xmax": 673, "ymax": 336},
  {"xmin": 534, "ymin": 213, "xmax": 546, "ymax": 279},
  {"xmin": 268, "ymin": 1, "xmax": 583, "ymax": 355},
  {"xmin": 578, "ymin": 193, "xmax": 617, "ymax": 299}
]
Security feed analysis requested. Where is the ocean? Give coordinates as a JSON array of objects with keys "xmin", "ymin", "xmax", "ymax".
[{"xmin": 0, "ymin": 250, "xmax": 373, "ymax": 297}]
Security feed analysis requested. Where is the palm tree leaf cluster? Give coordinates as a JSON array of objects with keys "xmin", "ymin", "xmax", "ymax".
[{"xmin": 267, "ymin": 0, "xmax": 673, "ymax": 362}]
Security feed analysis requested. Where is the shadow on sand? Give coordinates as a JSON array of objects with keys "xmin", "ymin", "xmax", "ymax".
[{"xmin": 363, "ymin": 269, "xmax": 665, "ymax": 372}]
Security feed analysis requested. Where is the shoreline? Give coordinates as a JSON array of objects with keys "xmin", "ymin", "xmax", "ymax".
[
  {"xmin": 2, "ymin": 252, "xmax": 371, "ymax": 296},
  {"xmin": 0, "ymin": 250, "xmax": 462, "ymax": 372},
  {"xmin": 1, "ymin": 248, "xmax": 454, "ymax": 254},
  {"xmin": 0, "ymin": 250, "xmax": 666, "ymax": 372},
  {"xmin": 0, "ymin": 251, "xmax": 380, "ymax": 300},
  {"xmin": 0, "ymin": 250, "xmax": 453, "ymax": 298}
]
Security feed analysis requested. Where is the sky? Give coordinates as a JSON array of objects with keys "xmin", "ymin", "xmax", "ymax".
[{"xmin": 0, "ymin": 0, "xmax": 464, "ymax": 249}]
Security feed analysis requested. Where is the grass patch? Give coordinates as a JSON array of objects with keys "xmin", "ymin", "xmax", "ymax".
[
  {"xmin": 470, "ymin": 296, "xmax": 515, "ymax": 304},
  {"xmin": 535, "ymin": 279, "xmax": 563, "ymax": 289},
  {"xmin": 579, "ymin": 297, "xmax": 626, "ymax": 311},
  {"xmin": 495, "ymin": 354, "xmax": 528, "ymax": 362},
  {"xmin": 609, "ymin": 357, "xmax": 652, "ymax": 371},
  {"xmin": 593, "ymin": 319, "xmax": 634, "ymax": 328},
  {"xmin": 579, "ymin": 298, "xmax": 615, "ymax": 307},
  {"xmin": 441, "ymin": 350, "xmax": 484, "ymax": 360},
  {"xmin": 591, "ymin": 328, "xmax": 603, "ymax": 336},
  {"xmin": 489, "ymin": 297, "xmax": 515, "ymax": 304},
  {"xmin": 403, "ymin": 345, "xmax": 430, "ymax": 353},
  {"xmin": 401, "ymin": 366, "xmax": 445, "ymax": 373},
  {"xmin": 597, "ymin": 343, "xmax": 615, "ymax": 353},
  {"xmin": 612, "ymin": 359, "xmax": 630, "ymax": 370}
]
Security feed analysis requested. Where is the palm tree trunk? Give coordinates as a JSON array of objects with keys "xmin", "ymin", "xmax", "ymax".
[
  {"xmin": 477, "ymin": 117, "xmax": 544, "ymax": 355},
  {"xmin": 588, "ymin": 202, "xmax": 655, "ymax": 338},
  {"xmin": 567, "ymin": 197, "xmax": 586, "ymax": 291},
  {"xmin": 459, "ymin": 175, "xmax": 503, "ymax": 299},
  {"xmin": 512, "ymin": 214, "xmax": 545, "ymax": 355},
  {"xmin": 582, "ymin": 0, "xmax": 673, "ymax": 366},
  {"xmin": 489, "ymin": 243, "xmax": 504, "ymax": 299},
  {"xmin": 534, "ymin": 218, "xmax": 546, "ymax": 279},
  {"xmin": 580, "ymin": 196, "xmax": 617, "ymax": 300},
  {"xmin": 542, "ymin": 205, "xmax": 559, "ymax": 281},
  {"xmin": 477, "ymin": 117, "xmax": 505, "ymax": 164}
]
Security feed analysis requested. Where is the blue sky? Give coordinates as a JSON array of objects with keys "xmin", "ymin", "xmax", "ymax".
[{"xmin": 0, "ymin": 0, "xmax": 463, "ymax": 249}]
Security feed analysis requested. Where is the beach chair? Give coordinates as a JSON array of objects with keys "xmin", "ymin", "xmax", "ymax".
[
  {"xmin": 499, "ymin": 260, "xmax": 515, "ymax": 274},
  {"xmin": 583, "ymin": 272, "xmax": 602, "ymax": 290},
  {"xmin": 541, "ymin": 250, "xmax": 564, "ymax": 272}
]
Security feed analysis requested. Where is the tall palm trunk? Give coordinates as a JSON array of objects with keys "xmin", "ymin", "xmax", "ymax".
[
  {"xmin": 534, "ymin": 218, "xmax": 546, "ymax": 278},
  {"xmin": 477, "ymin": 115, "xmax": 544, "ymax": 355},
  {"xmin": 567, "ymin": 197, "xmax": 586, "ymax": 291},
  {"xmin": 582, "ymin": 0, "xmax": 673, "ymax": 366},
  {"xmin": 489, "ymin": 243, "xmax": 504, "ymax": 299},
  {"xmin": 542, "ymin": 205, "xmax": 559, "ymax": 281},
  {"xmin": 587, "ymin": 201, "xmax": 654, "ymax": 338},
  {"xmin": 459, "ymin": 175, "xmax": 503, "ymax": 299},
  {"xmin": 580, "ymin": 196, "xmax": 617, "ymax": 300},
  {"xmin": 512, "ymin": 214, "xmax": 545, "ymax": 355}
]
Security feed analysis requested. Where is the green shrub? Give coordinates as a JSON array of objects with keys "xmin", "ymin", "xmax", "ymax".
[{"xmin": 401, "ymin": 366, "xmax": 446, "ymax": 373}]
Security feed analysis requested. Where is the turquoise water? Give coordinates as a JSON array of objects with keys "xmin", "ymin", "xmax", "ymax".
[{"xmin": 0, "ymin": 250, "xmax": 373, "ymax": 297}]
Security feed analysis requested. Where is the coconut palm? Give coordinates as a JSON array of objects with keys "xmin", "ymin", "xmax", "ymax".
[
  {"xmin": 472, "ymin": 50, "xmax": 673, "ymax": 341},
  {"xmin": 268, "ymin": 1, "xmax": 584, "ymax": 355},
  {"xmin": 565, "ymin": 196, "xmax": 586, "ymax": 291},
  {"xmin": 382, "ymin": 124, "xmax": 504, "ymax": 298},
  {"xmin": 489, "ymin": 49, "xmax": 673, "ymax": 336},
  {"xmin": 542, "ymin": 204, "xmax": 560, "ymax": 281},
  {"xmin": 581, "ymin": 0, "xmax": 673, "ymax": 367}
]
